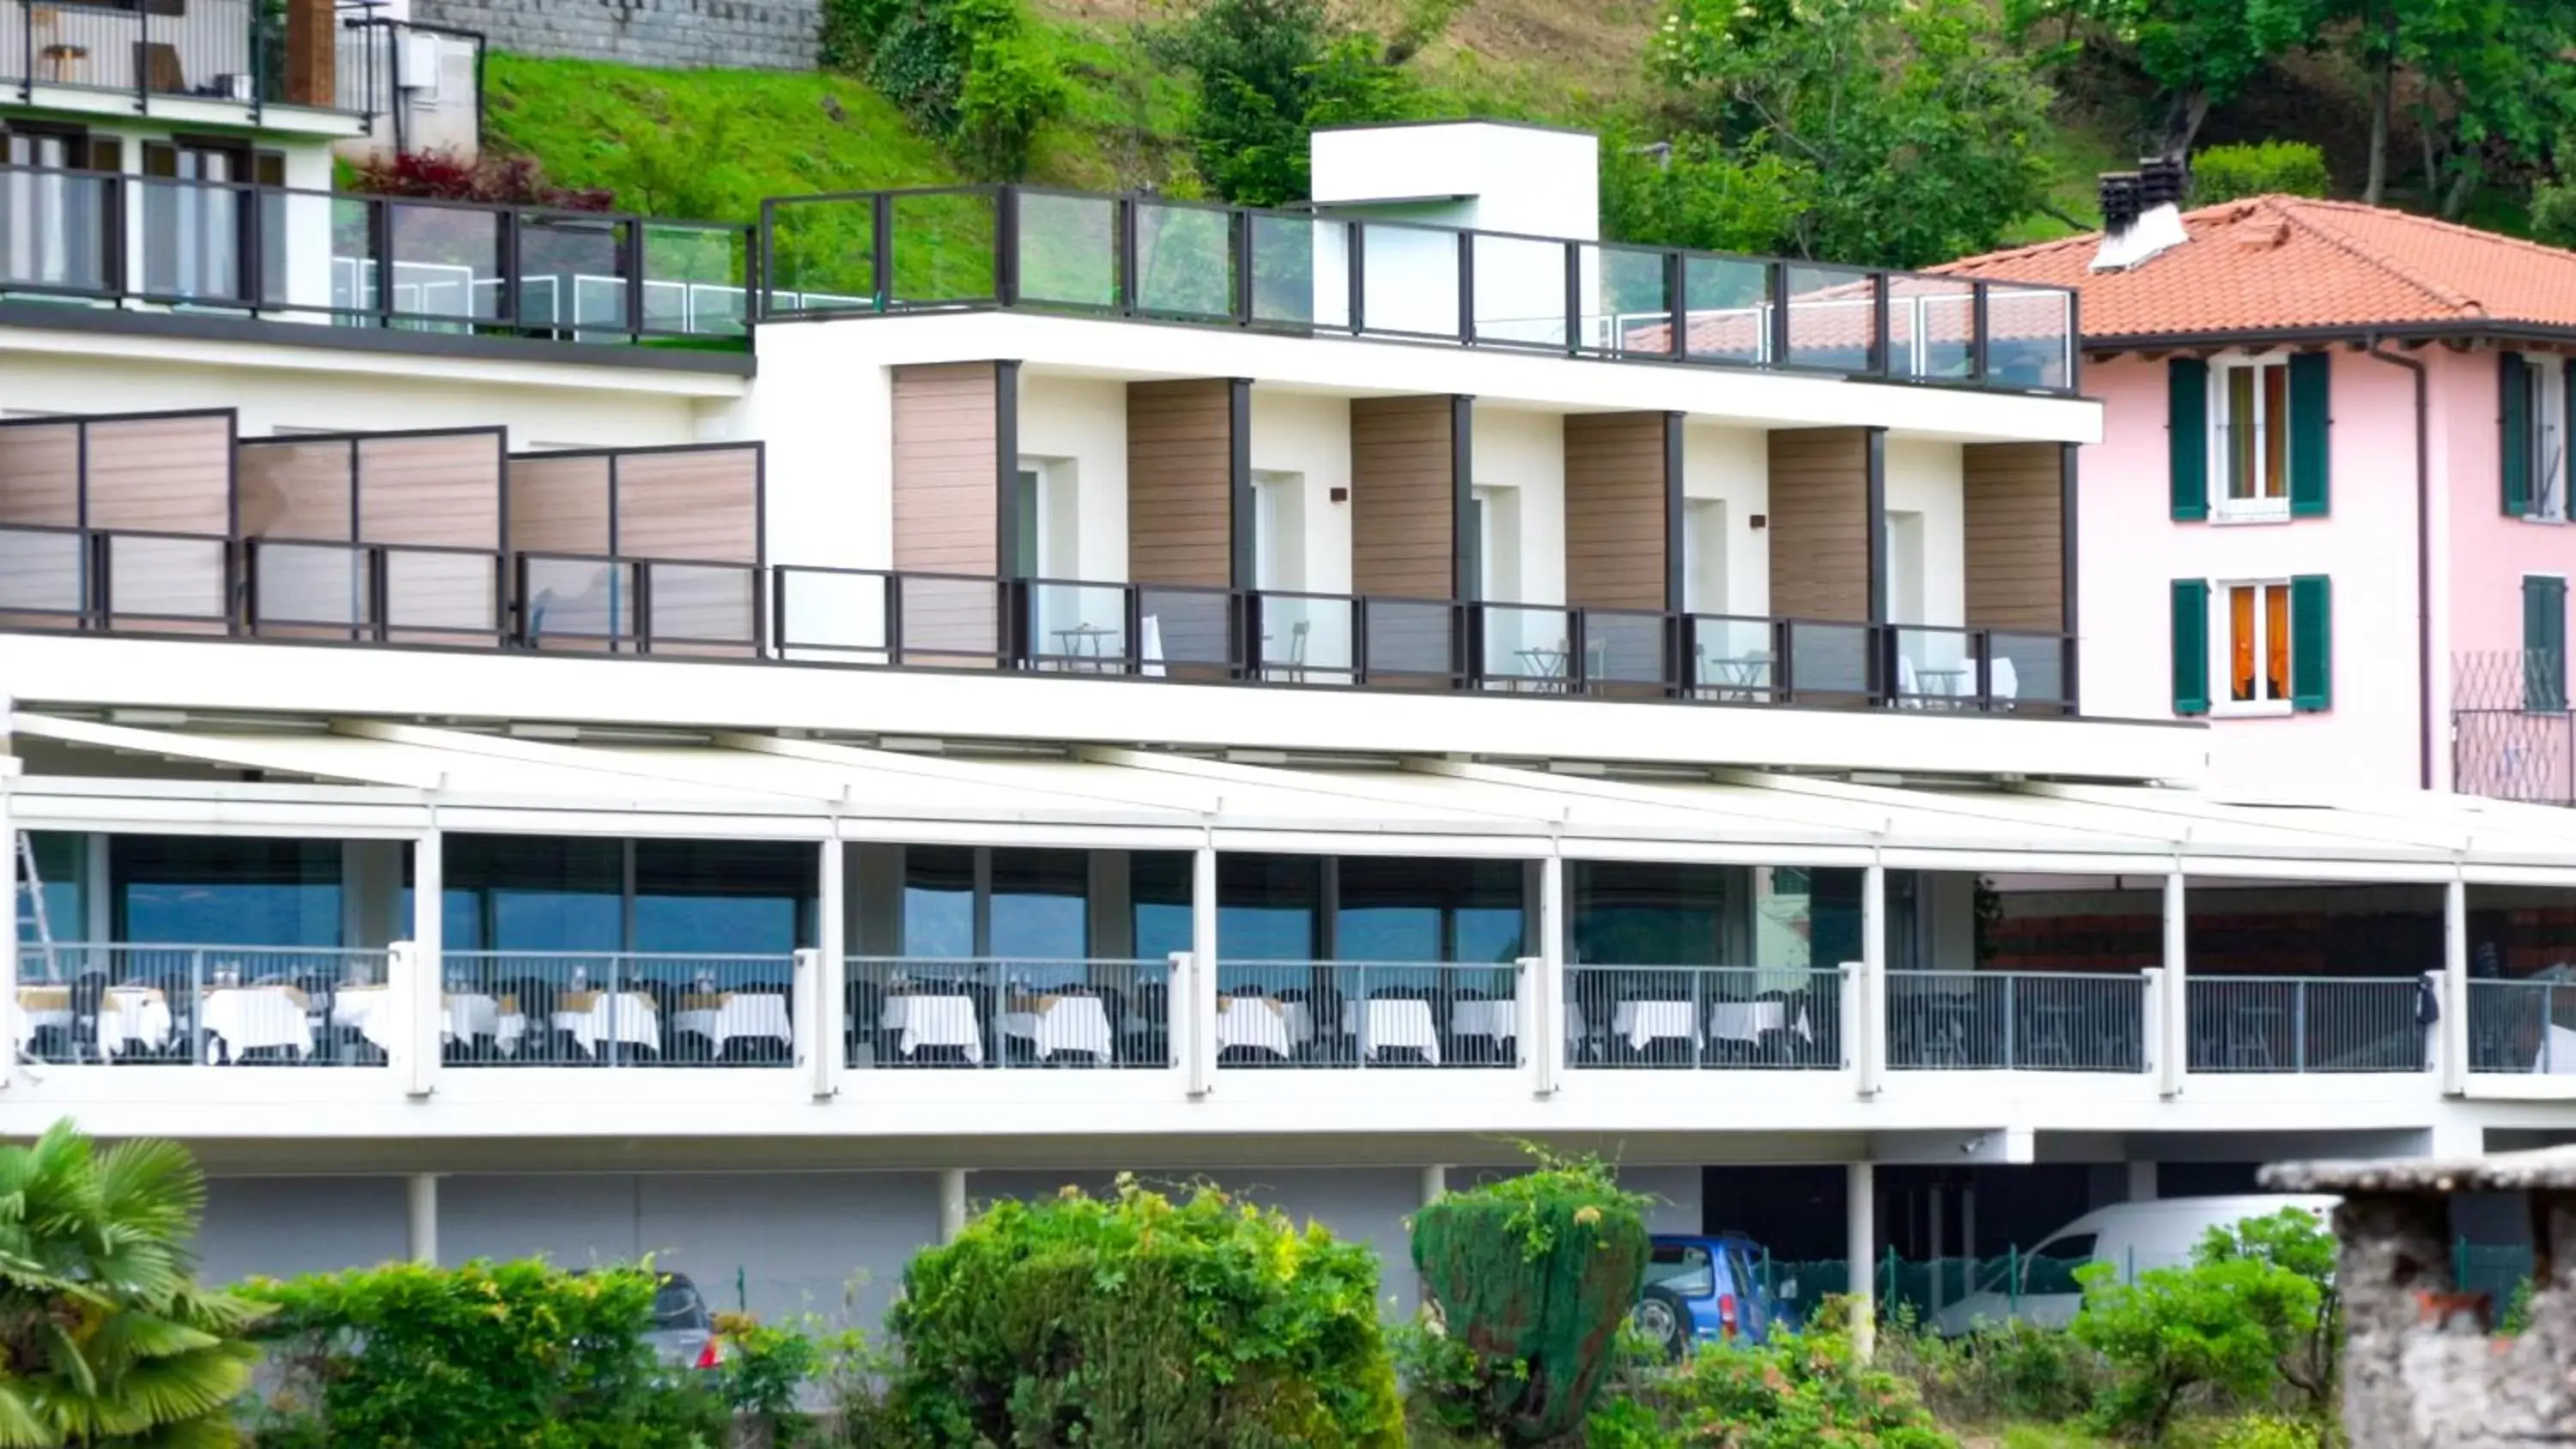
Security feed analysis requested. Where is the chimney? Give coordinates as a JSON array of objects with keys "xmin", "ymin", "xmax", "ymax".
[{"xmin": 2092, "ymin": 155, "xmax": 2191, "ymax": 273}]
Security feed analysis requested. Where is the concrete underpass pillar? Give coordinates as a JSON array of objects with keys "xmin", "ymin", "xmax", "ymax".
[
  {"xmin": 2127, "ymin": 1159, "xmax": 2158, "ymax": 1202},
  {"xmin": 406, "ymin": 1173, "xmax": 439, "ymax": 1265},
  {"xmin": 938, "ymin": 1168, "xmax": 970, "ymax": 1244},
  {"xmin": 1847, "ymin": 1161, "xmax": 1875, "ymax": 1361}
]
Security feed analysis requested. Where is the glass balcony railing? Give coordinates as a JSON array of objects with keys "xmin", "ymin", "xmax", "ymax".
[
  {"xmin": 0, "ymin": 163, "xmax": 754, "ymax": 352},
  {"xmin": 758, "ymin": 185, "xmax": 2079, "ymax": 395}
]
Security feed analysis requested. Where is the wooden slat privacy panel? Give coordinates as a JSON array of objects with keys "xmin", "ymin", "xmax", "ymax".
[
  {"xmin": 1564, "ymin": 412, "xmax": 1669, "ymax": 611},
  {"xmin": 0, "ymin": 423, "xmax": 82, "ymax": 527},
  {"xmin": 616, "ymin": 446, "xmax": 759, "ymax": 565},
  {"xmin": 505, "ymin": 455, "xmax": 612, "ymax": 555},
  {"xmin": 237, "ymin": 440, "xmax": 354, "ymax": 542},
  {"xmin": 358, "ymin": 433, "xmax": 503, "ymax": 551},
  {"xmin": 1767, "ymin": 427, "xmax": 1869, "ymax": 622},
  {"xmin": 82, "ymin": 414, "xmax": 231, "ymax": 535},
  {"xmin": 1352, "ymin": 395, "xmax": 1455, "ymax": 599},
  {"xmin": 892, "ymin": 362, "xmax": 1001, "ymax": 576},
  {"xmin": 1963, "ymin": 441, "xmax": 2064, "ymax": 632},
  {"xmin": 1127, "ymin": 379, "xmax": 1232, "ymax": 588}
]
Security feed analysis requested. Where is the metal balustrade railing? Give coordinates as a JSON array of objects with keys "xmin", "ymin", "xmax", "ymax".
[
  {"xmin": 13, "ymin": 943, "xmax": 390, "ymax": 1065},
  {"xmin": 757, "ymin": 185, "xmax": 2079, "ymax": 396},
  {"xmin": 1210, "ymin": 962, "xmax": 1525, "ymax": 1068},
  {"xmin": 1564, "ymin": 966, "xmax": 1844, "ymax": 1069},
  {"xmin": 440, "ymin": 951, "xmax": 797, "ymax": 1066},
  {"xmin": 5, "ymin": 0, "xmax": 374, "ymax": 112},
  {"xmin": 2186, "ymin": 976, "xmax": 2430, "ymax": 1074},
  {"xmin": 1886, "ymin": 971, "xmax": 2148, "ymax": 1072},
  {"xmin": 843, "ymin": 957, "xmax": 1173, "ymax": 1068},
  {"xmin": 2466, "ymin": 979, "xmax": 2576, "ymax": 1075},
  {"xmin": 0, "ymin": 163, "xmax": 754, "ymax": 350}
]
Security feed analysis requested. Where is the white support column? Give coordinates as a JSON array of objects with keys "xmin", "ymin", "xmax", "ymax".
[
  {"xmin": 2141, "ymin": 966, "xmax": 2166, "ymax": 1082},
  {"xmin": 1846, "ymin": 1161, "xmax": 1876, "ymax": 1361},
  {"xmin": 2126, "ymin": 1159, "xmax": 2157, "ymax": 1203},
  {"xmin": 1857, "ymin": 862, "xmax": 1886, "ymax": 1097},
  {"xmin": 1421, "ymin": 1164, "xmax": 1449, "ymax": 1205},
  {"xmin": 1535, "ymin": 852, "xmax": 1564, "ymax": 1095},
  {"xmin": 1188, "ymin": 842, "xmax": 1218, "ymax": 1097},
  {"xmin": 2160, "ymin": 870, "xmax": 2187, "ymax": 1098},
  {"xmin": 1926, "ymin": 1185, "xmax": 1947, "ymax": 1316},
  {"xmin": 1960, "ymin": 1181, "xmax": 1977, "ymax": 1269},
  {"xmin": 2442, "ymin": 875, "xmax": 2468, "ymax": 1095},
  {"xmin": 405, "ymin": 1173, "xmax": 439, "ymax": 1264},
  {"xmin": 404, "ymin": 830, "xmax": 442, "ymax": 1100},
  {"xmin": 812, "ymin": 836, "xmax": 846, "ymax": 1100},
  {"xmin": 937, "ymin": 1167, "xmax": 971, "ymax": 1244}
]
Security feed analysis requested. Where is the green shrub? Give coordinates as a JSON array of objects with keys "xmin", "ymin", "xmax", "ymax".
[
  {"xmin": 887, "ymin": 1176, "xmax": 1404, "ymax": 1448},
  {"xmin": 816, "ymin": 0, "xmax": 1066, "ymax": 179},
  {"xmin": 2069, "ymin": 1252, "xmax": 2318, "ymax": 1442},
  {"xmin": 1409, "ymin": 1155, "xmax": 1653, "ymax": 1443},
  {"xmin": 2191, "ymin": 142, "xmax": 2332, "ymax": 205},
  {"xmin": 241, "ymin": 1259, "xmax": 725, "ymax": 1448},
  {"xmin": 1157, "ymin": 0, "xmax": 1428, "ymax": 206},
  {"xmin": 1881, "ymin": 1312, "xmax": 2104, "ymax": 1426},
  {"xmin": 1616, "ymin": 1325, "xmax": 1958, "ymax": 1449},
  {"xmin": 2194, "ymin": 1413, "xmax": 2329, "ymax": 1449}
]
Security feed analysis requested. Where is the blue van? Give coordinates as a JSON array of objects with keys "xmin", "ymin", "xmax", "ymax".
[{"xmin": 1631, "ymin": 1233, "xmax": 1784, "ymax": 1358}]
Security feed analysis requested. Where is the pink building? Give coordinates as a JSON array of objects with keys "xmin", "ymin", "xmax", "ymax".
[{"xmin": 1947, "ymin": 181, "xmax": 2576, "ymax": 800}]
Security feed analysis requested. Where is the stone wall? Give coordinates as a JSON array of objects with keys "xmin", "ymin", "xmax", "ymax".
[{"xmin": 411, "ymin": 0, "xmax": 820, "ymax": 71}]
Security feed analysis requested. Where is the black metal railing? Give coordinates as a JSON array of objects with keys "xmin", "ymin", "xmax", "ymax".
[
  {"xmin": 0, "ymin": 163, "xmax": 754, "ymax": 349},
  {"xmin": 757, "ymin": 185, "xmax": 2080, "ymax": 395},
  {"xmin": 5, "ymin": 0, "xmax": 370, "ymax": 113}
]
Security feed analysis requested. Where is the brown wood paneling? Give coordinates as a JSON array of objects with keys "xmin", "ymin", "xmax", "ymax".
[
  {"xmin": 237, "ymin": 440, "xmax": 353, "ymax": 541},
  {"xmin": 1963, "ymin": 441, "xmax": 2064, "ymax": 633},
  {"xmin": 1351, "ymin": 395, "xmax": 1455, "ymax": 600},
  {"xmin": 506, "ymin": 455, "xmax": 611, "ymax": 555},
  {"xmin": 0, "ymin": 423, "xmax": 80, "ymax": 527},
  {"xmin": 358, "ymin": 433, "xmax": 504, "ymax": 551},
  {"xmin": 1564, "ymin": 412, "xmax": 1668, "ymax": 612},
  {"xmin": 1767, "ymin": 428, "xmax": 1869, "ymax": 621},
  {"xmin": 82, "ymin": 414, "xmax": 231, "ymax": 535},
  {"xmin": 893, "ymin": 362, "xmax": 1000, "ymax": 576},
  {"xmin": 615, "ymin": 445, "xmax": 758, "ymax": 565},
  {"xmin": 1127, "ymin": 379, "xmax": 1232, "ymax": 588}
]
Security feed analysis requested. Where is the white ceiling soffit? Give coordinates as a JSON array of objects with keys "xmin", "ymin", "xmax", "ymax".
[{"xmin": 9, "ymin": 712, "xmax": 452, "ymax": 789}]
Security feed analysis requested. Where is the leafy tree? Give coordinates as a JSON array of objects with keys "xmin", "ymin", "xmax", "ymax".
[
  {"xmin": 2326, "ymin": 0, "xmax": 2576, "ymax": 214},
  {"xmin": 0, "ymin": 1119, "xmax": 268, "ymax": 1449},
  {"xmin": 2069, "ymin": 1239, "xmax": 2322, "ymax": 1442},
  {"xmin": 816, "ymin": 0, "xmax": 1068, "ymax": 179},
  {"xmin": 2193, "ymin": 1208, "xmax": 2340, "ymax": 1425},
  {"xmin": 1640, "ymin": 0, "xmax": 2055, "ymax": 269},
  {"xmin": 2005, "ymin": 0, "xmax": 2322, "ymax": 157},
  {"xmin": 1161, "ymin": 0, "xmax": 1433, "ymax": 206}
]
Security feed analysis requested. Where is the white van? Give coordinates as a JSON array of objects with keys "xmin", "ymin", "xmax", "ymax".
[{"xmin": 1929, "ymin": 1193, "xmax": 2338, "ymax": 1335}]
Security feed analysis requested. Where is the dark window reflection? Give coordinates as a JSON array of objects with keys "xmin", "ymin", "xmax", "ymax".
[
  {"xmin": 1571, "ymin": 861, "xmax": 1728, "ymax": 966},
  {"xmin": 114, "ymin": 835, "xmax": 342, "ymax": 946}
]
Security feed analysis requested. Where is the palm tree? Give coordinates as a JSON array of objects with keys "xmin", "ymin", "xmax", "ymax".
[{"xmin": 0, "ymin": 1120, "xmax": 267, "ymax": 1447}]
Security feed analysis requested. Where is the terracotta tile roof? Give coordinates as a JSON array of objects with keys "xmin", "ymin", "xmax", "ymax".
[{"xmin": 1935, "ymin": 194, "xmax": 2576, "ymax": 342}]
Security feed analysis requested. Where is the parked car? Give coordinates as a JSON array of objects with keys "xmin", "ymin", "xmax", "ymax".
[
  {"xmin": 1929, "ymin": 1193, "xmax": 2339, "ymax": 1336},
  {"xmin": 1631, "ymin": 1232, "xmax": 1783, "ymax": 1359},
  {"xmin": 641, "ymin": 1271, "xmax": 722, "ymax": 1369}
]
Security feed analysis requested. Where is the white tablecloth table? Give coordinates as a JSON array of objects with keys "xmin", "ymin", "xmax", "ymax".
[
  {"xmin": 97, "ymin": 988, "xmax": 173, "ymax": 1058},
  {"xmin": 1707, "ymin": 1000, "xmax": 1793, "ymax": 1044},
  {"xmin": 330, "ymin": 986, "xmax": 398, "ymax": 1052},
  {"xmin": 1346, "ymin": 997, "xmax": 1441, "ymax": 1064},
  {"xmin": 2537, "ymin": 1022, "xmax": 2576, "ymax": 1075},
  {"xmin": 882, "ymin": 994, "xmax": 982, "ymax": 1062},
  {"xmin": 998, "ymin": 995, "xmax": 1113, "ymax": 1061},
  {"xmin": 12, "ymin": 985, "xmax": 69, "ymax": 1048},
  {"xmin": 672, "ymin": 991, "xmax": 794, "ymax": 1056},
  {"xmin": 1449, "ymin": 999, "xmax": 1519, "ymax": 1042},
  {"xmin": 202, "ymin": 986, "xmax": 314, "ymax": 1059},
  {"xmin": 552, "ymin": 991, "xmax": 660, "ymax": 1057},
  {"xmin": 1613, "ymin": 999, "xmax": 1699, "ymax": 1052},
  {"xmin": 1213, "ymin": 995, "xmax": 1299, "ymax": 1058}
]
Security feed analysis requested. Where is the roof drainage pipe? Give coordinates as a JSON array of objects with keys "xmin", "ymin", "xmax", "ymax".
[{"xmin": 2363, "ymin": 333, "xmax": 2433, "ymax": 791}]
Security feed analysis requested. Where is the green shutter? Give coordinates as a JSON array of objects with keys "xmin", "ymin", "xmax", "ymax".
[
  {"xmin": 2525, "ymin": 575, "xmax": 2568, "ymax": 712},
  {"xmin": 2168, "ymin": 358, "xmax": 2208, "ymax": 522},
  {"xmin": 2290, "ymin": 574, "xmax": 2332, "ymax": 712},
  {"xmin": 2171, "ymin": 579, "xmax": 2210, "ymax": 716},
  {"xmin": 2502, "ymin": 351, "xmax": 2531, "ymax": 517},
  {"xmin": 2287, "ymin": 351, "xmax": 2330, "ymax": 517}
]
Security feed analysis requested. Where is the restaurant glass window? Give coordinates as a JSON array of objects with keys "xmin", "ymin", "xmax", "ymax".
[
  {"xmin": 633, "ymin": 840, "xmax": 813, "ymax": 955},
  {"xmin": 1218, "ymin": 854, "xmax": 1321, "ymax": 962},
  {"xmin": 1571, "ymin": 861, "xmax": 1730, "ymax": 966},
  {"xmin": 1338, "ymin": 857, "xmax": 1525, "ymax": 994},
  {"xmin": 1753, "ymin": 866, "xmax": 1862, "ymax": 973},
  {"xmin": 902, "ymin": 846, "xmax": 975, "ymax": 958},
  {"xmin": 113, "ymin": 835, "xmax": 342, "ymax": 946},
  {"xmin": 1131, "ymin": 852, "xmax": 1194, "ymax": 961},
  {"xmin": 439, "ymin": 835, "xmax": 621, "ymax": 952}
]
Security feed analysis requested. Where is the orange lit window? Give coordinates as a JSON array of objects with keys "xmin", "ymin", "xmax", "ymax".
[{"xmin": 2223, "ymin": 581, "xmax": 2292, "ymax": 707}]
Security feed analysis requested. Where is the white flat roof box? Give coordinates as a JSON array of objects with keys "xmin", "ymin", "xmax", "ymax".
[{"xmin": 1309, "ymin": 121, "xmax": 1601, "ymax": 243}]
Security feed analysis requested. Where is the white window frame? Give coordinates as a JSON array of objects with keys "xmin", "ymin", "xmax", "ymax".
[
  {"xmin": 2517, "ymin": 355, "xmax": 2567, "ymax": 523},
  {"xmin": 2208, "ymin": 355, "xmax": 2292, "ymax": 524},
  {"xmin": 2210, "ymin": 576, "xmax": 2294, "ymax": 718}
]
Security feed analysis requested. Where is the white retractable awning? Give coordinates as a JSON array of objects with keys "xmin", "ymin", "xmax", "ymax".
[{"xmin": 11, "ymin": 710, "xmax": 2576, "ymax": 879}]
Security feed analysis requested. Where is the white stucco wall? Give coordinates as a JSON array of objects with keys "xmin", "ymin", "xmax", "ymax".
[
  {"xmin": 1683, "ymin": 423, "xmax": 1772, "ymax": 616},
  {"xmin": 1248, "ymin": 387, "xmax": 1355, "ymax": 597},
  {"xmin": 1017, "ymin": 372, "xmax": 1130, "ymax": 583},
  {"xmin": 1885, "ymin": 437, "xmax": 1966, "ymax": 629},
  {"xmin": 1471, "ymin": 403, "xmax": 1567, "ymax": 608}
]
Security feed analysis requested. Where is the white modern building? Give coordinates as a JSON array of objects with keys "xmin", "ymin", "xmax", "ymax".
[{"xmin": 3, "ymin": 112, "xmax": 2572, "ymax": 1325}]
